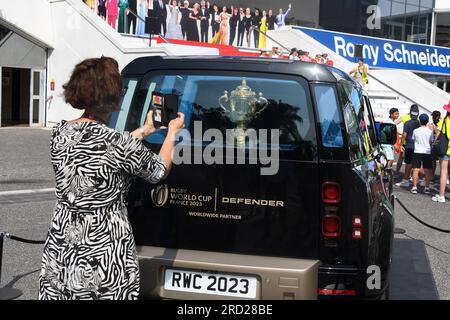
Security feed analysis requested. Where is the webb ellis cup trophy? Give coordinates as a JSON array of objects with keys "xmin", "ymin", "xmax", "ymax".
[{"xmin": 219, "ymin": 79, "xmax": 268, "ymax": 147}]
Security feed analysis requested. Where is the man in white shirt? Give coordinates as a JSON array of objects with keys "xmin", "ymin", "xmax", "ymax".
[{"xmin": 411, "ymin": 113, "xmax": 434, "ymax": 194}]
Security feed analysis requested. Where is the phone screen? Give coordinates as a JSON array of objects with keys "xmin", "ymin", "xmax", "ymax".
[{"xmin": 151, "ymin": 92, "xmax": 179, "ymax": 128}]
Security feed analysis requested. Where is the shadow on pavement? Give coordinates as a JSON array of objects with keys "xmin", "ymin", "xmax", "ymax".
[{"xmin": 390, "ymin": 238, "xmax": 439, "ymax": 300}]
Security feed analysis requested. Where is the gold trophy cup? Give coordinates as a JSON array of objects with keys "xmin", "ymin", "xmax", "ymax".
[{"xmin": 219, "ymin": 79, "xmax": 268, "ymax": 147}]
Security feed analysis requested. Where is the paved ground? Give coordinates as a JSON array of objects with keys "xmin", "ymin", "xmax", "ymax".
[
  {"xmin": 0, "ymin": 127, "xmax": 449, "ymax": 300},
  {"xmin": 392, "ymin": 179, "xmax": 450, "ymax": 300},
  {"xmin": 0, "ymin": 127, "xmax": 54, "ymax": 192}
]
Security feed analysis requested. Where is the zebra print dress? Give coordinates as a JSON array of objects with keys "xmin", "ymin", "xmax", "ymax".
[{"xmin": 39, "ymin": 120, "xmax": 166, "ymax": 300}]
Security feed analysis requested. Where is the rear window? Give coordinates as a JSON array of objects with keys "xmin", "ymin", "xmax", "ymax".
[
  {"xmin": 114, "ymin": 71, "xmax": 317, "ymax": 161},
  {"xmin": 313, "ymin": 84, "xmax": 344, "ymax": 148}
]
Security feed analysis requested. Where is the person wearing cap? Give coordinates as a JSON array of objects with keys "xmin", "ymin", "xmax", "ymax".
[
  {"xmin": 410, "ymin": 114, "xmax": 434, "ymax": 195},
  {"xmin": 432, "ymin": 103, "xmax": 450, "ymax": 203},
  {"xmin": 396, "ymin": 105, "xmax": 420, "ymax": 188},
  {"xmin": 395, "ymin": 104, "xmax": 419, "ymax": 179},
  {"xmin": 382, "ymin": 108, "xmax": 399, "ymax": 168}
]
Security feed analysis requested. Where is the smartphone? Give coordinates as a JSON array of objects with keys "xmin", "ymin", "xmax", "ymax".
[{"xmin": 151, "ymin": 92, "xmax": 179, "ymax": 128}]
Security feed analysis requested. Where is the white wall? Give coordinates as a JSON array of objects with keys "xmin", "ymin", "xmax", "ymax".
[
  {"xmin": 435, "ymin": 0, "xmax": 450, "ymax": 10},
  {"xmin": 0, "ymin": 0, "xmax": 54, "ymax": 48}
]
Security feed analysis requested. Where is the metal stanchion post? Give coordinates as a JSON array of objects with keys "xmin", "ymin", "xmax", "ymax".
[{"xmin": 0, "ymin": 232, "xmax": 22, "ymax": 300}]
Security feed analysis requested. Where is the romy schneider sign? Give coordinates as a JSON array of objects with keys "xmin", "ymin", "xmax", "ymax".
[{"xmin": 295, "ymin": 26, "xmax": 450, "ymax": 75}]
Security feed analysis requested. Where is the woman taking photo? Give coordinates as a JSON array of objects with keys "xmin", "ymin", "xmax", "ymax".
[{"xmin": 38, "ymin": 57, "xmax": 185, "ymax": 300}]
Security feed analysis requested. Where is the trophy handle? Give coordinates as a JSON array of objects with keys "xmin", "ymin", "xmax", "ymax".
[
  {"xmin": 219, "ymin": 91, "xmax": 229, "ymax": 111},
  {"xmin": 254, "ymin": 93, "xmax": 268, "ymax": 115}
]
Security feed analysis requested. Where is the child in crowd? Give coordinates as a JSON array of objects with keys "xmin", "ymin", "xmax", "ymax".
[{"xmin": 411, "ymin": 114, "xmax": 434, "ymax": 195}]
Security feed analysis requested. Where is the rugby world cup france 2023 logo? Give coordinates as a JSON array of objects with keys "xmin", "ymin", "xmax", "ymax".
[{"xmin": 151, "ymin": 185, "xmax": 169, "ymax": 207}]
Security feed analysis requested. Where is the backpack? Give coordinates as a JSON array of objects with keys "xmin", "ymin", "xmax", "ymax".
[{"xmin": 432, "ymin": 116, "xmax": 449, "ymax": 158}]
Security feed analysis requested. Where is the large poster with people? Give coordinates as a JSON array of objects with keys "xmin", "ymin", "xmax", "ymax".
[{"xmin": 83, "ymin": 0, "xmax": 294, "ymax": 49}]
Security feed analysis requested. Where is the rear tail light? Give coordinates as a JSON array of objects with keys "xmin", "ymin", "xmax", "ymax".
[
  {"xmin": 322, "ymin": 215, "xmax": 341, "ymax": 238},
  {"xmin": 322, "ymin": 182, "xmax": 341, "ymax": 204}
]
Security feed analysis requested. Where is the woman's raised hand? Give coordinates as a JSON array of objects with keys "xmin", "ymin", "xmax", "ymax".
[
  {"xmin": 168, "ymin": 112, "xmax": 185, "ymax": 135},
  {"xmin": 141, "ymin": 109, "xmax": 157, "ymax": 136}
]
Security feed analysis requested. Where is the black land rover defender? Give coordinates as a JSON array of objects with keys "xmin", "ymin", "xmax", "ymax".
[{"xmin": 110, "ymin": 56, "xmax": 397, "ymax": 300}]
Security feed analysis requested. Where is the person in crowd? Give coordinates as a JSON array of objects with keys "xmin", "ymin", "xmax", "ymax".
[
  {"xmin": 315, "ymin": 53, "xmax": 325, "ymax": 64},
  {"xmin": 382, "ymin": 108, "xmax": 400, "ymax": 168},
  {"xmin": 410, "ymin": 114, "xmax": 434, "ymax": 195},
  {"xmin": 107, "ymin": 0, "xmax": 119, "ymax": 29},
  {"xmin": 209, "ymin": 6, "xmax": 230, "ymax": 45},
  {"xmin": 276, "ymin": 3, "xmax": 291, "ymax": 28},
  {"xmin": 153, "ymin": 0, "xmax": 168, "ymax": 35},
  {"xmin": 271, "ymin": 46, "xmax": 280, "ymax": 58},
  {"xmin": 199, "ymin": 0, "xmax": 210, "ymax": 42},
  {"xmin": 243, "ymin": 8, "xmax": 253, "ymax": 47},
  {"xmin": 180, "ymin": 1, "xmax": 190, "ymax": 40},
  {"xmin": 211, "ymin": 4, "xmax": 220, "ymax": 37},
  {"xmin": 38, "ymin": 56, "xmax": 185, "ymax": 300},
  {"xmin": 136, "ymin": 0, "xmax": 147, "ymax": 36},
  {"xmin": 267, "ymin": 9, "xmax": 276, "ymax": 30},
  {"xmin": 219, "ymin": 5, "xmax": 230, "ymax": 35},
  {"xmin": 118, "ymin": 0, "xmax": 129, "ymax": 33},
  {"xmin": 252, "ymin": 9, "xmax": 261, "ymax": 48},
  {"xmin": 396, "ymin": 104, "xmax": 420, "ymax": 188},
  {"xmin": 98, "ymin": 0, "xmax": 107, "ymax": 20},
  {"xmin": 288, "ymin": 48, "xmax": 299, "ymax": 60},
  {"xmin": 395, "ymin": 105, "xmax": 417, "ymax": 179},
  {"xmin": 429, "ymin": 110, "xmax": 442, "ymax": 183},
  {"xmin": 166, "ymin": 0, "xmax": 183, "ymax": 39},
  {"xmin": 432, "ymin": 103, "xmax": 450, "ymax": 203},
  {"xmin": 431, "ymin": 110, "xmax": 442, "ymax": 129},
  {"xmin": 258, "ymin": 10, "xmax": 268, "ymax": 49},
  {"xmin": 237, "ymin": 7, "xmax": 245, "ymax": 47},
  {"xmin": 229, "ymin": 7, "xmax": 239, "ymax": 46},
  {"xmin": 127, "ymin": 0, "xmax": 137, "ymax": 34},
  {"xmin": 349, "ymin": 58, "xmax": 369, "ymax": 87},
  {"xmin": 187, "ymin": 3, "xmax": 200, "ymax": 41},
  {"xmin": 84, "ymin": 0, "xmax": 96, "ymax": 11},
  {"xmin": 299, "ymin": 50, "xmax": 313, "ymax": 62},
  {"xmin": 322, "ymin": 53, "xmax": 332, "ymax": 66}
]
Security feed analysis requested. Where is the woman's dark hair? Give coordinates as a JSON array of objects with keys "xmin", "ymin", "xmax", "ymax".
[{"xmin": 63, "ymin": 57, "xmax": 122, "ymax": 114}]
